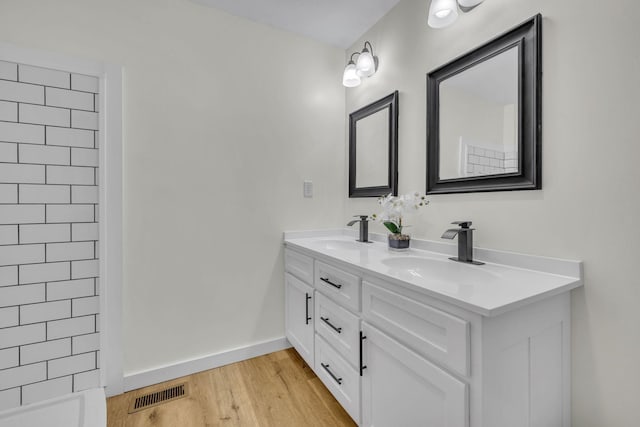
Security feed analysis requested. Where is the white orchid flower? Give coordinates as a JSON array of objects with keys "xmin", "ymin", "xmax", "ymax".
[{"xmin": 372, "ymin": 192, "xmax": 429, "ymax": 235}]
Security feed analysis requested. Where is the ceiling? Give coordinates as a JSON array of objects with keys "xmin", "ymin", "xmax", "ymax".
[{"xmin": 190, "ymin": 0, "xmax": 402, "ymax": 48}]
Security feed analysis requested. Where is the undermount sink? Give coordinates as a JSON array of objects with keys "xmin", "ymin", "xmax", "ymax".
[
  {"xmin": 381, "ymin": 255, "xmax": 447, "ymax": 269},
  {"xmin": 313, "ymin": 239, "xmax": 370, "ymax": 251},
  {"xmin": 381, "ymin": 256, "xmax": 497, "ymax": 283}
]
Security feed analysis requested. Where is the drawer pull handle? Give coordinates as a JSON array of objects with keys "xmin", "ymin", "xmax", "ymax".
[
  {"xmin": 359, "ymin": 331, "xmax": 367, "ymax": 376},
  {"xmin": 320, "ymin": 277, "xmax": 342, "ymax": 289},
  {"xmin": 321, "ymin": 363, "xmax": 343, "ymax": 385},
  {"xmin": 320, "ymin": 316, "xmax": 342, "ymax": 333},
  {"xmin": 305, "ymin": 293, "xmax": 312, "ymax": 325}
]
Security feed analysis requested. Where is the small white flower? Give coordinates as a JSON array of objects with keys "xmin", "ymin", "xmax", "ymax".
[{"xmin": 371, "ymin": 192, "xmax": 429, "ymax": 234}]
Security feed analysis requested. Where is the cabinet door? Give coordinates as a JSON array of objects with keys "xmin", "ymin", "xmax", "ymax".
[
  {"xmin": 361, "ymin": 322, "xmax": 468, "ymax": 427},
  {"xmin": 285, "ymin": 273, "xmax": 314, "ymax": 367}
]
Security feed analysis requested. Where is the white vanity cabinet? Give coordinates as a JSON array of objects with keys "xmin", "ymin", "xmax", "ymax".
[
  {"xmin": 283, "ymin": 234, "xmax": 581, "ymax": 427},
  {"xmin": 284, "ymin": 250, "xmax": 315, "ymax": 367}
]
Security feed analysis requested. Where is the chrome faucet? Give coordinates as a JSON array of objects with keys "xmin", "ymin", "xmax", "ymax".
[
  {"xmin": 441, "ymin": 221, "xmax": 484, "ymax": 265},
  {"xmin": 347, "ymin": 215, "xmax": 371, "ymax": 243}
]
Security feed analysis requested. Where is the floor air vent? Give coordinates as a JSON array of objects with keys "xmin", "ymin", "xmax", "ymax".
[{"xmin": 128, "ymin": 383, "xmax": 188, "ymax": 413}]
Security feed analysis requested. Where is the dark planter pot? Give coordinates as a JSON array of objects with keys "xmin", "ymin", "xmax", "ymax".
[{"xmin": 388, "ymin": 234, "xmax": 410, "ymax": 250}]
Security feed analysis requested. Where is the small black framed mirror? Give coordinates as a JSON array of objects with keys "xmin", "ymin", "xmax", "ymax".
[
  {"xmin": 349, "ymin": 91, "xmax": 399, "ymax": 197},
  {"xmin": 426, "ymin": 14, "xmax": 541, "ymax": 194}
]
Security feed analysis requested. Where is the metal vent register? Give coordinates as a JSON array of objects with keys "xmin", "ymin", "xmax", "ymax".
[{"xmin": 128, "ymin": 383, "xmax": 188, "ymax": 413}]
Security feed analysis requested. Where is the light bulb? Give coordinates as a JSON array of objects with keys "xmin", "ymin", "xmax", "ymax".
[
  {"xmin": 342, "ymin": 62, "xmax": 361, "ymax": 87},
  {"xmin": 428, "ymin": 0, "xmax": 458, "ymax": 29},
  {"xmin": 356, "ymin": 49, "xmax": 376, "ymax": 77}
]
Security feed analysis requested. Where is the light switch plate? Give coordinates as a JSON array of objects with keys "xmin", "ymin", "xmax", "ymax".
[{"xmin": 303, "ymin": 180, "xmax": 313, "ymax": 198}]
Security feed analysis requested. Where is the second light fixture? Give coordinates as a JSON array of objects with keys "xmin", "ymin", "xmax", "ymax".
[
  {"xmin": 342, "ymin": 41, "xmax": 379, "ymax": 88},
  {"xmin": 428, "ymin": 0, "xmax": 484, "ymax": 28}
]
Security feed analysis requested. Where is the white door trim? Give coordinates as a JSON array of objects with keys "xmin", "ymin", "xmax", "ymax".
[{"xmin": 0, "ymin": 43, "xmax": 124, "ymax": 396}]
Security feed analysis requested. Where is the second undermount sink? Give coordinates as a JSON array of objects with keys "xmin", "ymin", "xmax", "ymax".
[
  {"xmin": 313, "ymin": 239, "xmax": 370, "ymax": 251},
  {"xmin": 381, "ymin": 256, "xmax": 497, "ymax": 283}
]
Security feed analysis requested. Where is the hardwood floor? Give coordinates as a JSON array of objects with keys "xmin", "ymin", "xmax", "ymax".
[{"xmin": 107, "ymin": 348, "xmax": 356, "ymax": 427}]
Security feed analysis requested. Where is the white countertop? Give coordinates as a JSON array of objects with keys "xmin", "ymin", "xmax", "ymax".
[{"xmin": 284, "ymin": 229, "xmax": 583, "ymax": 317}]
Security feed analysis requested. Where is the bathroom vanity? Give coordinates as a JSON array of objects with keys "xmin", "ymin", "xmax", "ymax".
[{"xmin": 283, "ymin": 230, "xmax": 582, "ymax": 427}]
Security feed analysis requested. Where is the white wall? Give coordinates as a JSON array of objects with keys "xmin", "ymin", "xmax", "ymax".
[
  {"xmin": 0, "ymin": 0, "xmax": 346, "ymax": 376},
  {"xmin": 345, "ymin": 0, "xmax": 640, "ymax": 425}
]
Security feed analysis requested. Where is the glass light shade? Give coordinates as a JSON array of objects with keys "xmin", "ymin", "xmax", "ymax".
[
  {"xmin": 356, "ymin": 50, "xmax": 376, "ymax": 77},
  {"xmin": 342, "ymin": 62, "xmax": 361, "ymax": 87},
  {"xmin": 458, "ymin": 0, "xmax": 484, "ymax": 7},
  {"xmin": 428, "ymin": 0, "xmax": 459, "ymax": 28}
]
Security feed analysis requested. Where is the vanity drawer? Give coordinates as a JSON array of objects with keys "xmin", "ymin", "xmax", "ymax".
[
  {"xmin": 314, "ymin": 261, "xmax": 361, "ymax": 312},
  {"xmin": 315, "ymin": 334, "xmax": 360, "ymax": 424},
  {"xmin": 315, "ymin": 292, "xmax": 360, "ymax": 368},
  {"xmin": 285, "ymin": 249, "xmax": 314, "ymax": 284},
  {"xmin": 362, "ymin": 281, "xmax": 470, "ymax": 376}
]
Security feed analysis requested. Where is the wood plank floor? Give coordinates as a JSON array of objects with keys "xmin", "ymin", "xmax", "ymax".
[{"xmin": 107, "ymin": 348, "xmax": 356, "ymax": 427}]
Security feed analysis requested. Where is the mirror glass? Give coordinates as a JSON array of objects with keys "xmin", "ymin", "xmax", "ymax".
[
  {"xmin": 355, "ymin": 112, "xmax": 389, "ymax": 187},
  {"xmin": 439, "ymin": 46, "xmax": 519, "ymax": 179},
  {"xmin": 349, "ymin": 91, "xmax": 398, "ymax": 198},
  {"xmin": 426, "ymin": 14, "xmax": 541, "ymax": 194}
]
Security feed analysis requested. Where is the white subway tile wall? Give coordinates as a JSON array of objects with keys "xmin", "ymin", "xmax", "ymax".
[
  {"xmin": 45, "ymin": 88, "xmax": 94, "ymax": 111},
  {"xmin": 73, "ymin": 368, "xmax": 99, "ymax": 392},
  {"xmin": 0, "ymin": 307, "xmax": 19, "ymax": 328},
  {"xmin": 0, "ymin": 387, "xmax": 20, "ymax": 411},
  {"xmin": 18, "ymin": 65, "xmax": 71, "ymax": 89},
  {"xmin": 71, "ymin": 333, "xmax": 99, "ymax": 354},
  {"xmin": 0, "ymin": 121, "xmax": 45, "ymax": 144},
  {"xmin": 0, "ymin": 164, "xmax": 46, "ymax": 184},
  {"xmin": 0, "ymin": 102, "xmax": 17, "ymax": 122},
  {"xmin": 46, "ymin": 127, "xmax": 93, "ymax": 148},
  {"xmin": 19, "ymin": 185, "xmax": 70, "ymax": 204},
  {"xmin": 0, "ymin": 348, "xmax": 19, "ymax": 370},
  {"xmin": 19, "ymin": 104, "xmax": 70, "ymax": 128},
  {"xmin": 0, "ymin": 61, "xmax": 99, "ymax": 408},
  {"xmin": 0, "ymin": 184, "xmax": 18, "ymax": 203},
  {"xmin": 465, "ymin": 144, "xmax": 516, "ymax": 176},
  {"xmin": 19, "ymin": 262, "xmax": 70, "ymax": 285},
  {"xmin": 46, "ymin": 278, "xmax": 94, "ymax": 301},
  {"xmin": 0, "ymin": 61, "xmax": 18, "ymax": 81},
  {"xmin": 0, "ymin": 80, "xmax": 45, "ymax": 105},
  {"xmin": 71, "ymin": 185, "xmax": 97, "ymax": 204},
  {"xmin": 0, "ymin": 284, "xmax": 45, "ymax": 307},
  {"xmin": 0, "ymin": 143, "xmax": 17, "ymax": 163},
  {"xmin": 19, "ymin": 223, "xmax": 71, "ymax": 244},
  {"xmin": 0, "ymin": 266, "xmax": 18, "ymax": 287},
  {"xmin": 0, "ymin": 226, "xmax": 18, "ymax": 245},
  {"xmin": 20, "ymin": 339, "xmax": 70, "ymax": 365},
  {"xmin": 46, "ymin": 204, "xmax": 94, "ymax": 223}
]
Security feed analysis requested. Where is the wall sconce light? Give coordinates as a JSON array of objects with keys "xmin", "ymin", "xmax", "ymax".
[
  {"xmin": 342, "ymin": 41, "xmax": 378, "ymax": 88},
  {"xmin": 428, "ymin": 0, "xmax": 484, "ymax": 29}
]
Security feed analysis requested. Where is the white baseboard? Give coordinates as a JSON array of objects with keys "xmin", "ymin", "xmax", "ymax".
[{"xmin": 123, "ymin": 337, "xmax": 291, "ymax": 392}]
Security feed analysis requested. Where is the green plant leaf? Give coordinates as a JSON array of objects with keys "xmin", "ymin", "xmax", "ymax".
[{"xmin": 383, "ymin": 221, "xmax": 401, "ymax": 234}]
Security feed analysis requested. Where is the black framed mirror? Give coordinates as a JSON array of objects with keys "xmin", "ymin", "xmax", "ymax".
[
  {"xmin": 349, "ymin": 91, "xmax": 399, "ymax": 197},
  {"xmin": 426, "ymin": 14, "xmax": 541, "ymax": 194}
]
